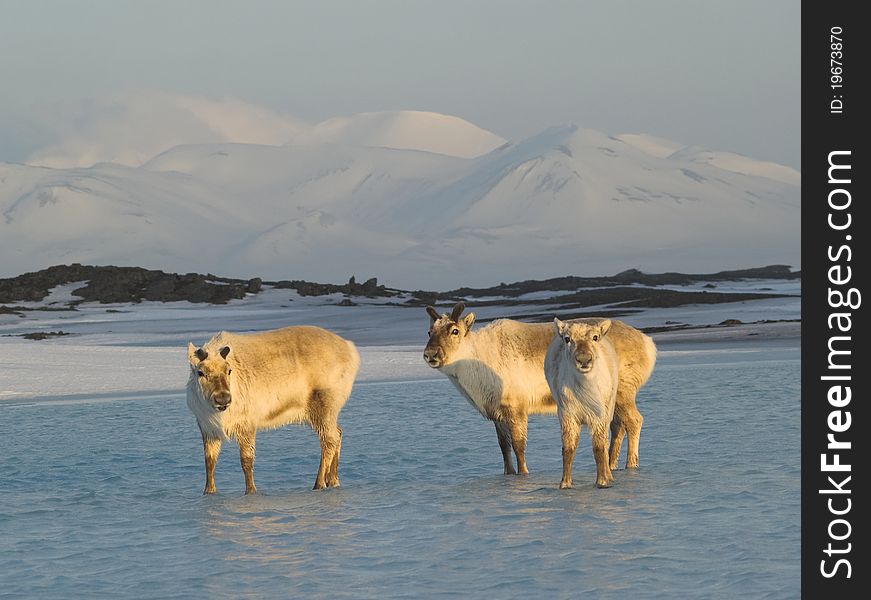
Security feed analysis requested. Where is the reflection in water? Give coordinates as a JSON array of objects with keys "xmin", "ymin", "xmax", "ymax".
[{"xmin": 200, "ymin": 490, "xmax": 360, "ymax": 568}]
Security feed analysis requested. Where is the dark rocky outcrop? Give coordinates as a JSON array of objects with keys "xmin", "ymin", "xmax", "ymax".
[
  {"xmin": 246, "ymin": 278, "xmax": 263, "ymax": 294},
  {"xmin": 0, "ymin": 264, "xmax": 249, "ymax": 304},
  {"xmin": 411, "ymin": 264, "xmax": 800, "ymax": 301},
  {"xmin": 21, "ymin": 331, "xmax": 71, "ymax": 340},
  {"xmin": 269, "ymin": 275, "xmax": 397, "ymax": 298},
  {"xmin": 0, "ymin": 265, "xmax": 400, "ymax": 304},
  {"xmin": 422, "ymin": 287, "xmax": 789, "ymax": 312},
  {"xmin": 0, "ymin": 263, "xmax": 798, "ymax": 307}
]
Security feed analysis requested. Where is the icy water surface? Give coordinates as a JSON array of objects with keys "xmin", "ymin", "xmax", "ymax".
[{"xmin": 0, "ymin": 346, "xmax": 799, "ymax": 599}]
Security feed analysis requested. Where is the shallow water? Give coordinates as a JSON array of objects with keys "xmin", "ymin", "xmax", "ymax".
[{"xmin": 0, "ymin": 347, "xmax": 799, "ymax": 599}]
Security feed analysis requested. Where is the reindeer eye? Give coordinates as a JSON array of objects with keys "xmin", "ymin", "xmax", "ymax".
[
  {"xmin": 228, "ymin": 369, "xmax": 232, "ymax": 375},
  {"xmin": 197, "ymin": 370, "xmax": 204, "ymax": 377},
  {"xmin": 564, "ymin": 336, "xmax": 571, "ymax": 343},
  {"xmin": 452, "ymin": 328, "xmax": 460, "ymax": 335},
  {"xmin": 593, "ymin": 335, "xmax": 599, "ymax": 341}
]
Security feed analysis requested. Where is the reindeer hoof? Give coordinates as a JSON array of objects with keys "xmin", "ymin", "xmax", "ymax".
[{"xmin": 559, "ymin": 481, "xmax": 572, "ymax": 489}]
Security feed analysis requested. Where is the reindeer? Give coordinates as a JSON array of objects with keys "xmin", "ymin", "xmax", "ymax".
[
  {"xmin": 186, "ymin": 325, "xmax": 359, "ymax": 493},
  {"xmin": 545, "ymin": 318, "xmax": 620, "ymax": 488}
]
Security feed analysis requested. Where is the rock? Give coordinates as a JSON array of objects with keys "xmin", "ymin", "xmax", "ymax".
[
  {"xmin": 718, "ymin": 319, "xmax": 744, "ymax": 326},
  {"xmin": 0, "ymin": 265, "xmax": 248, "ymax": 304},
  {"xmin": 22, "ymin": 331, "xmax": 70, "ymax": 340},
  {"xmin": 247, "ymin": 278, "xmax": 262, "ymax": 294}
]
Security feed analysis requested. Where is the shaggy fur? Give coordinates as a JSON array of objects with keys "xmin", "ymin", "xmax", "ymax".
[
  {"xmin": 545, "ymin": 319, "xmax": 620, "ymax": 488},
  {"xmin": 423, "ymin": 303, "xmax": 656, "ymax": 474},
  {"xmin": 186, "ymin": 325, "xmax": 360, "ymax": 493},
  {"xmin": 424, "ymin": 305, "xmax": 555, "ymax": 475}
]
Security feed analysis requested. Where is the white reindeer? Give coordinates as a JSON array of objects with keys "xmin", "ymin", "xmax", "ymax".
[
  {"xmin": 424, "ymin": 303, "xmax": 554, "ymax": 474},
  {"xmin": 545, "ymin": 318, "xmax": 619, "ymax": 488},
  {"xmin": 186, "ymin": 325, "xmax": 359, "ymax": 494}
]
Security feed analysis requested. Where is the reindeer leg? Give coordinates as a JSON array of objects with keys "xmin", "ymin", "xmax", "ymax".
[
  {"xmin": 616, "ymin": 389, "xmax": 644, "ymax": 469},
  {"xmin": 201, "ymin": 432, "xmax": 221, "ymax": 495},
  {"xmin": 609, "ymin": 414, "xmax": 626, "ymax": 471},
  {"xmin": 310, "ymin": 390, "xmax": 341, "ymax": 491},
  {"xmin": 314, "ymin": 425, "xmax": 340, "ymax": 490},
  {"xmin": 559, "ymin": 418, "xmax": 580, "ymax": 489},
  {"xmin": 327, "ymin": 425, "xmax": 342, "ymax": 488},
  {"xmin": 508, "ymin": 411, "xmax": 530, "ymax": 475},
  {"xmin": 592, "ymin": 424, "xmax": 612, "ymax": 488},
  {"xmin": 494, "ymin": 421, "xmax": 516, "ymax": 475},
  {"xmin": 237, "ymin": 430, "xmax": 257, "ymax": 495}
]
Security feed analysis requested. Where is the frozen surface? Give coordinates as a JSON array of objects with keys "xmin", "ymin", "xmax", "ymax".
[
  {"xmin": 0, "ymin": 285, "xmax": 800, "ymax": 596},
  {"xmin": 0, "ymin": 281, "xmax": 798, "ymax": 401},
  {"xmin": 0, "ymin": 281, "xmax": 799, "ymax": 402},
  {"xmin": 0, "ymin": 346, "xmax": 800, "ymax": 598}
]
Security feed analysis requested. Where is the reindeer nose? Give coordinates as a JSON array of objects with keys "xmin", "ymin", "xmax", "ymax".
[
  {"xmin": 213, "ymin": 392, "xmax": 232, "ymax": 411},
  {"xmin": 423, "ymin": 348, "xmax": 442, "ymax": 367},
  {"xmin": 575, "ymin": 352, "xmax": 593, "ymax": 370}
]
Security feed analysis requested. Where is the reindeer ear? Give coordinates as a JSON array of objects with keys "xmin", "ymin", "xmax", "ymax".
[
  {"xmin": 219, "ymin": 346, "xmax": 231, "ymax": 359},
  {"xmin": 426, "ymin": 306, "xmax": 440, "ymax": 322},
  {"xmin": 598, "ymin": 319, "xmax": 612, "ymax": 338},
  {"xmin": 190, "ymin": 345, "xmax": 208, "ymax": 362},
  {"xmin": 187, "ymin": 343, "xmax": 199, "ymax": 365},
  {"xmin": 462, "ymin": 312, "xmax": 476, "ymax": 334},
  {"xmin": 450, "ymin": 302, "xmax": 466, "ymax": 322}
]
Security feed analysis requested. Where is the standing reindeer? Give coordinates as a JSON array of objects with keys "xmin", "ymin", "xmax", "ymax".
[
  {"xmin": 545, "ymin": 318, "xmax": 620, "ymax": 488},
  {"xmin": 186, "ymin": 325, "xmax": 359, "ymax": 494}
]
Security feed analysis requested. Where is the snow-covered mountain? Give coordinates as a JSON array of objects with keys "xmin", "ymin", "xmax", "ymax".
[
  {"xmin": 28, "ymin": 95, "xmax": 505, "ymax": 168},
  {"xmin": 1, "ymin": 116, "xmax": 799, "ymax": 289},
  {"xmin": 292, "ymin": 110, "xmax": 506, "ymax": 158}
]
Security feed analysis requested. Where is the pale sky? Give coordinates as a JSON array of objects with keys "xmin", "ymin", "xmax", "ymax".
[{"xmin": 0, "ymin": 0, "xmax": 800, "ymax": 168}]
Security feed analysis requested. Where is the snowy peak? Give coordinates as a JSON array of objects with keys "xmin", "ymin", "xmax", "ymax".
[
  {"xmin": 614, "ymin": 133, "xmax": 684, "ymax": 158},
  {"xmin": 1, "ymin": 120, "xmax": 799, "ymax": 288},
  {"xmin": 26, "ymin": 90, "xmax": 309, "ymax": 169},
  {"xmin": 295, "ymin": 110, "xmax": 506, "ymax": 158},
  {"xmin": 430, "ymin": 123, "xmax": 798, "ymax": 232},
  {"xmin": 667, "ymin": 146, "xmax": 801, "ymax": 185}
]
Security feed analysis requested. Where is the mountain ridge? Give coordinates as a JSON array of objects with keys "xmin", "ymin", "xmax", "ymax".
[{"xmin": 1, "ymin": 118, "xmax": 799, "ymax": 289}]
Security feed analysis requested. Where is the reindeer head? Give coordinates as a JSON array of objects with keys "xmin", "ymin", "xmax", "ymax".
[
  {"xmin": 187, "ymin": 343, "xmax": 233, "ymax": 411},
  {"xmin": 552, "ymin": 318, "xmax": 612, "ymax": 373},
  {"xmin": 423, "ymin": 302, "xmax": 476, "ymax": 368}
]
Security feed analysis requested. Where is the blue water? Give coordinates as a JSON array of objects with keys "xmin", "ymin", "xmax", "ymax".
[{"xmin": 0, "ymin": 347, "xmax": 800, "ymax": 599}]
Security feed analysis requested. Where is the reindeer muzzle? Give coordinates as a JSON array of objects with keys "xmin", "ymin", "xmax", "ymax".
[
  {"xmin": 423, "ymin": 348, "xmax": 444, "ymax": 368},
  {"xmin": 212, "ymin": 392, "xmax": 232, "ymax": 411}
]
